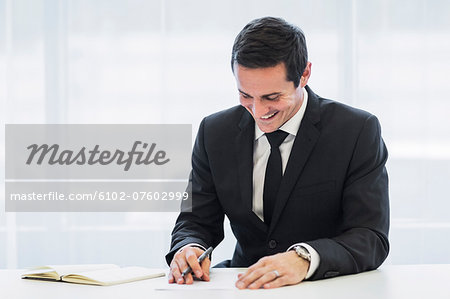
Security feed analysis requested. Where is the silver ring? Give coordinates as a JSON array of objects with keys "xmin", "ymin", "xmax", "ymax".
[{"xmin": 272, "ymin": 270, "xmax": 280, "ymax": 278}]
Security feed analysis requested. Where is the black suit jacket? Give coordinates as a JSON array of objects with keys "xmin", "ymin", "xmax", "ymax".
[{"xmin": 166, "ymin": 86, "xmax": 389, "ymax": 280}]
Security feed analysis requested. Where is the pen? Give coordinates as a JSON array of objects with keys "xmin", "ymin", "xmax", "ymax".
[{"xmin": 181, "ymin": 246, "xmax": 214, "ymax": 277}]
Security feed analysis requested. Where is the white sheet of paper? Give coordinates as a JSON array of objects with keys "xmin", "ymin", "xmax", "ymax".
[{"xmin": 156, "ymin": 268, "xmax": 246, "ymax": 291}]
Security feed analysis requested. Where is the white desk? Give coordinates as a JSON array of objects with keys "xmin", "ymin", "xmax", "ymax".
[{"xmin": 1, "ymin": 265, "xmax": 450, "ymax": 299}]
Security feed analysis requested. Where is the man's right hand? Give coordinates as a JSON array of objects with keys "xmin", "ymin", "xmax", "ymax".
[{"xmin": 168, "ymin": 246, "xmax": 211, "ymax": 284}]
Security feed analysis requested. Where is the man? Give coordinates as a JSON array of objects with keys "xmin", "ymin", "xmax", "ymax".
[{"xmin": 166, "ymin": 16, "xmax": 389, "ymax": 289}]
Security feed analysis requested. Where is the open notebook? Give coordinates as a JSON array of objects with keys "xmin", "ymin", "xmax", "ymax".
[{"xmin": 21, "ymin": 264, "xmax": 165, "ymax": 286}]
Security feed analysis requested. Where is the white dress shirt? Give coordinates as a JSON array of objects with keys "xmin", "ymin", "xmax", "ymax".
[{"xmin": 252, "ymin": 88, "xmax": 320, "ymax": 279}]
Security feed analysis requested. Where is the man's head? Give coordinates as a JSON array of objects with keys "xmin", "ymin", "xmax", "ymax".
[
  {"xmin": 231, "ymin": 16, "xmax": 308, "ymax": 88},
  {"xmin": 231, "ymin": 17, "xmax": 311, "ymax": 133}
]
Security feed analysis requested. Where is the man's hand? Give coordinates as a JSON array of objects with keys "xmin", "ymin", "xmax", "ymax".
[
  {"xmin": 235, "ymin": 251, "xmax": 309, "ymax": 289},
  {"xmin": 168, "ymin": 246, "xmax": 211, "ymax": 284}
]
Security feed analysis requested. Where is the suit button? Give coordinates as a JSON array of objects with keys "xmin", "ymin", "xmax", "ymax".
[{"xmin": 268, "ymin": 240, "xmax": 277, "ymax": 249}]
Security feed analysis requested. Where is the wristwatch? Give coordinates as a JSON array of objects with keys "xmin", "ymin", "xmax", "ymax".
[{"xmin": 293, "ymin": 245, "xmax": 311, "ymax": 262}]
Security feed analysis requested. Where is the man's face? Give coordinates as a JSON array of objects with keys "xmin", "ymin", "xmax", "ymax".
[{"xmin": 233, "ymin": 62, "xmax": 311, "ymax": 133}]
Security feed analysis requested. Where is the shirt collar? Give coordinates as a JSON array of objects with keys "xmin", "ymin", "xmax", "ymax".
[{"xmin": 255, "ymin": 87, "xmax": 308, "ymax": 140}]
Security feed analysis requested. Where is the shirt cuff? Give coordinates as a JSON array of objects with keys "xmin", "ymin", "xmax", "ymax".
[
  {"xmin": 287, "ymin": 242, "xmax": 320, "ymax": 280},
  {"xmin": 177, "ymin": 243, "xmax": 207, "ymax": 254}
]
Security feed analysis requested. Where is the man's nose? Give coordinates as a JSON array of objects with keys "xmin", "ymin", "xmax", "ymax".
[{"xmin": 252, "ymin": 99, "xmax": 267, "ymax": 118}]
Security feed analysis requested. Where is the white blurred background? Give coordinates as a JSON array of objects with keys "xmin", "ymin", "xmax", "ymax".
[{"xmin": 1, "ymin": 0, "xmax": 450, "ymax": 269}]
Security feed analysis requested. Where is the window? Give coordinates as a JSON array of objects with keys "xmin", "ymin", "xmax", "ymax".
[{"xmin": 1, "ymin": 0, "xmax": 449, "ymax": 268}]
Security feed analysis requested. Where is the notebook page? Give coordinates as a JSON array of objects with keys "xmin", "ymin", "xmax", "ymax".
[
  {"xmin": 62, "ymin": 266, "xmax": 165, "ymax": 286},
  {"xmin": 22, "ymin": 264, "xmax": 118, "ymax": 279}
]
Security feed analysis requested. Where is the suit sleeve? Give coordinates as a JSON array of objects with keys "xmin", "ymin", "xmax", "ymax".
[
  {"xmin": 307, "ymin": 115, "xmax": 390, "ymax": 280},
  {"xmin": 165, "ymin": 118, "xmax": 225, "ymax": 265}
]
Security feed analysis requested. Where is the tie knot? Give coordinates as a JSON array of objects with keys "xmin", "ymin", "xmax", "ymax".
[{"xmin": 265, "ymin": 130, "xmax": 289, "ymax": 148}]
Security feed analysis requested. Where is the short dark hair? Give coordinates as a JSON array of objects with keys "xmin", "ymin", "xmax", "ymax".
[{"xmin": 231, "ymin": 17, "xmax": 308, "ymax": 88}]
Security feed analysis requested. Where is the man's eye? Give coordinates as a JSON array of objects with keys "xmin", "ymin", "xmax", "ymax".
[
  {"xmin": 267, "ymin": 96, "xmax": 280, "ymax": 101},
  {"xmin": 241, "ymin": 94, "xmax": 251, "ymax": 99}
]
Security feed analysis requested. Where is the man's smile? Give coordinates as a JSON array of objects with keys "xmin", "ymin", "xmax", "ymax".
[{"xmin": 260, "ymin": 111, "xmax": 279, "ymax": 120}]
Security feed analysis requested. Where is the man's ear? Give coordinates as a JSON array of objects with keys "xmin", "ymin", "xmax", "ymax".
[{"xmin": 300, "ymin": 61, "xmax": 312, "ymax": 88}]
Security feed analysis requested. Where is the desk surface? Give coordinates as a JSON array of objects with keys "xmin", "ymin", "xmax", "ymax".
[{"xmin": 1, "ymin": 264, "xmax": 450, "ymax": 299}]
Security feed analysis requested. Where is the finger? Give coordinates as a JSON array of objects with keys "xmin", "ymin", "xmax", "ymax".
[
  {"xmin": 174, "ymin": 259, "xmax": 191, "ymax": 284},
  {"xmin": 237, "ymin": 264, "xmax": 257, "ymax": 282},
  {"xmin": 247, "ymin": 258, "xmax": 266, "ymax": 272},
  {"xmin": 236, "ymin": 269, "xmax": 255, "ymax": 287},
  {"xmin": 235, "ymin": 270, "xmax": 250, "ymax": 287},
  {"xmin": 168, "ymin": 271, "xmax": 174, "ymax": 283},
  {"xmin": 236, "ymin": 267, "xmax": 267, "ymax": 289},
  {"xmin": 248, "ymin": 271, "xmax": 279, "ymax": 289},
  {"xmin": 239, "ymin": 256, "xmax": 267, "ymax": 281},
  {"xmin": 263, "ymin": 276, "xmax": 287, "ymax": 289},
  {"xmin": 185, "ymin": 249, "xmax": 203, "ymax": 278},
  {"xmin": 169, "ymin": 262, "xmax": 182, "ymax": 284},
  {"xmin": 175, "ymin": 254, "xmax": 189, "ymax": 274},
  {"xmin": 183, "ymin": 272, "xmax": 194, "ymax": 285},
  {"xmin": 200, "ymin": 258, "xmax": 211, "ymax": 281}
]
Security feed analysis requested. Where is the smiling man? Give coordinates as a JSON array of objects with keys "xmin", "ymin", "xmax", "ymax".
[{"xmin": 166, "ymin": 17, "xmax": 389, "ymax": 289}]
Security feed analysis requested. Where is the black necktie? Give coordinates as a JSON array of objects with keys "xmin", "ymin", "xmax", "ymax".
[{"xmin": 263, "ymin": 130, "xmax": 289, "ymax": 226}]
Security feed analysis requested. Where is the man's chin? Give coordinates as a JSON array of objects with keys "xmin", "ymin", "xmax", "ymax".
[{"xmin": 256, "ymin": 123, "xmax": 279, "ymax": 133}]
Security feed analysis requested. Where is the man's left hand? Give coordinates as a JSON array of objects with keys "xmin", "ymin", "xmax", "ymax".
[{"xmin": 235, "ymin": 251, "xmax": 309, "ymax": 289}]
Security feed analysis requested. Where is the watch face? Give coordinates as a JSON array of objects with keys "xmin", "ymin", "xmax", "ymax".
[{"xmin": 296, "ymin": 246, "xmax": 311, "ymax": 261}]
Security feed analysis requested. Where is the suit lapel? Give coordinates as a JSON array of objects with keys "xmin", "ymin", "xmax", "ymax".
[
  {"xmin": 236, "ymin": 109, "xmax": 268, "ymax": 234},
  {"xmin": 268, "ymin": 87, "xmax": 321, "ymax": 236}
]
